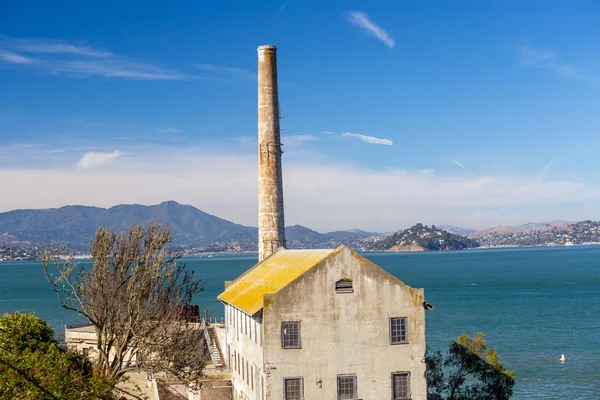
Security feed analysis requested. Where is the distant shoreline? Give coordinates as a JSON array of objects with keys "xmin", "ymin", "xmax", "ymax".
[{"xmin": 4, "ymin": 243, "xmax": 600, "ymax": 263}]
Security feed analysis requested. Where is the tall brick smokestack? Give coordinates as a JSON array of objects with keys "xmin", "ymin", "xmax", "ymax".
[{"xmin": 257, "ymin": 45, "xmax": 286, "ymax": 261}]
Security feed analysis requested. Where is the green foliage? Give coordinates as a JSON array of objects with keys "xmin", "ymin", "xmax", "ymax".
[
  {"xmin": 426, "ymin": 332, "xmax": 516, "ymax": 400},
  {"xmin": 0, "ymin": 312, "xmax": 115, "ymax": 400},
  {"xmin": 371, "ymin": 223, "xmax": 480, "ymax": 251}
]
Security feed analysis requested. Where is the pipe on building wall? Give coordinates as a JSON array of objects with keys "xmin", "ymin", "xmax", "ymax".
[{"xmin": 257, "ymin": 45, "xmax": 286, "ymax": 262}]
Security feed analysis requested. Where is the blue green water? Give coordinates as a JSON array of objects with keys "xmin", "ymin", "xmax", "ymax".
[{"xmin": 1, "ymin": 246, "xmax": 599, "ymax": 399}]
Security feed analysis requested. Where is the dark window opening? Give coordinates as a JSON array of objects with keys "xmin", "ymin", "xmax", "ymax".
[
  {"xmin": 336, "ymin": 279, "xmax": 353, "ymax": 293},
  {"xmin": 337, "ymin": 375, "xmax": 357, "ymax": 399},
  {"xmin": 390, "ymin": 317, "xmax": 407, "ymax": 344},
  {"xmin": 281, "ymin": 321, "xmax": 301, "ymax": 349},
  {"xmin": 284, "ymin": 377, "xmax": 303, "ymax": 400},
  {"xmin": 392, "ymin": 372, "xmax": 410, "ymax": 399}
]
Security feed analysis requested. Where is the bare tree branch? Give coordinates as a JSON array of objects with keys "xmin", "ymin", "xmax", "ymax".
[{"xmin": 41, "ymin": 223, "xmax": 207, "ymax": 385}]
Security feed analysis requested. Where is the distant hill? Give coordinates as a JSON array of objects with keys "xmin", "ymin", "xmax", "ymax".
[
  {"xmin": 0, "ymin": 201, "xmax": 257, "ymax": 251},
  {"xmin": 2, "ymin": 202, "xmax": 594, "ymax": 252},
  {"xmin": 468, "ymin": 220, "xmax": 599, "ymax": 247},
  {"xmin": 286, "ymin": 225, "xmax": 330, "ymax": 246},
  {"xmin": 437, "ymin": 225, "xmax": 477, "ymax": 236},
  {"xmin": 0, "ymin": 202, "xmax": 379, "ymax": 252},
  {"xmin": 325, "ymin": 229, "xmax": 378, "ymax": 241},
  {"xmin": 518, "ymin": 220, "xmax": 572, "ymax": 230},
  {"xmin": 370, "ymin": 224, "xmax": 480, "ymax": 252}
]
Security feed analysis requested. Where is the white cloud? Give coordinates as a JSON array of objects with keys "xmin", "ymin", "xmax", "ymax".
[
  {"xmin": 0, "ymin": 50, "xmax": 34, "ymax": 64},
  {"xmin": 10, "ymin": 39, "xmax": 113, "ymax": 57},
  {"xmin": 283, "ymin": 135, "xmax": 318, "ymax": 146},
  {"xmin": 520, "ymin": 45, "xmax": 600, "ymax": 86},
  {"xmin": 232, "ymin": 136, "xmax": 255, "ymax": 144},
  {"xmin": 0, "ymin": 37, "xmax": 185, "ymax": 80},
  {"xmin": 341, "ymin": 132, "xmax": 393, "ymax": 146},
  {"xmin": 75, "ymin": 150, "xmax": 122, "ymax": 169},
  {"xmin": 159, "ymin": 128, "xmax": 181, "ymax": 134},
  {"xmin": 2, "ymin": 145, "xmax": 599, "ymax": 231},
  {"xmin": 419, "ymin": 169, "xmax": 436, "ymax": 175},
  {"xmin": 452, "ymin": 160, "xmax": 475, "ymax": 176},
  {"xmin": 194, "ymin": 64, "xmax": 256, "ymax": 81},
  {"xmin": 347, "ymin": 11, "xmax": 395, "ymax": 49},
  {"xmin": 321, "ymin": 131, "xmax": 335, "ymax": 135},
  {"xmin": 535, "ymin": 159, "xmax": 557, "ymax": 184}
]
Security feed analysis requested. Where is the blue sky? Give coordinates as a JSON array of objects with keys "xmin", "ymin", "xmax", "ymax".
[{"xmin": 1, "ymin": 0, "xmax": 600, "ymax": 231}]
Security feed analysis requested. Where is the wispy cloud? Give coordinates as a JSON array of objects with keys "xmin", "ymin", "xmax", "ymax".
[
  {"xmin": 0, "ymin": 50, "xmax": 35, "ymax": 64},
  {"xmin": 9, "ymin": 38, "xmax": 113, "ymax": 57},
  {"xmin": 536, "ymin": 159, "xmax": 557, "ymax": 183},
  {"xmin": 420, "ymin": 169, "xmax": 436, "ymax": 175},
  {"xmin": 321, "ymin": 131, "xmax": 335, "ymax": 135},
  {"xmin": 75, "ymin": 150, "xmax": 122, "ymax": 169},
  {"xmin": 283, "ymin": 135, "xmax": 318, "ymax": 146},
  {"xmin": 347, "ymin": 11, "xmax": 395, "ymax": 49},
  {"xmin": 232, "ymin": 136, "xmax": 255, "ymax": 144},
  {"xmin": 0, "ymin": 37, "xmax": 185, "ymax": 80},
  {"xmin": 452, "ymin": 159, "xmax": 475, "ymax": 175},
  {"xmin": 520, "ymin": 45, "xmax": 600, "ymax": 86},
  {"xmin": 341, "ymin": 132, "xmax": 393, "ymax": 146},
  {"xmin": 194, "ymin": 64, "xmax": 256, "ymax": 81}
]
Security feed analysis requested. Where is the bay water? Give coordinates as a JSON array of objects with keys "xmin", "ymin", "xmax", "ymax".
[{"xmin": 1, "ymin": 246, "xmax": 599, "ymax": 399}]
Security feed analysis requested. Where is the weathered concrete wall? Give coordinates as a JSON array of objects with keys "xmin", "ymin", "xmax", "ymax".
[
  {"xmin": 257, "ymin": 45, "xmax": 285, "ymax": 262},
  {"xmin": 225, "ymin": 303, "xmax": 266, "ymax": 400},
  {"xmin": 199, "ymin": 380, "xmax": 233, "ymax": 400},
  {"xmin": 263, "ymin": 247, "xmax": 427, "ymax": 400}
]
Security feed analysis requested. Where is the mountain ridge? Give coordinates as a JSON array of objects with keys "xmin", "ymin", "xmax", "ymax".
[
  {"xmin": 0, "ymin": 201, "xmax": 378, "ymax": 252},
  {"xmin": 1, "ymin": 202, "xmax": 598, "ymax": 252}
]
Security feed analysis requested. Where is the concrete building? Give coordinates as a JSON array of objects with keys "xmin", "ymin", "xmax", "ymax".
[
  {"xmin": 218, "ymin": 246, "xmax": 428, "ymax": 400},
  {"xmin": 216, "ymin": 43, "xmax": 429, "ymax": 400}
]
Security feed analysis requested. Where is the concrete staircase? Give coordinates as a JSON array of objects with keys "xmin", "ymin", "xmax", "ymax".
[{"xmin": 204, "ymin": 326, "xmax": 225, "ymax": 368}]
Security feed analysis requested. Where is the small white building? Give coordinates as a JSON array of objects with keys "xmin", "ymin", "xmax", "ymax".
[{"xmin": 218, "ymin": 245, "xmax": 428, "ymax": 400}]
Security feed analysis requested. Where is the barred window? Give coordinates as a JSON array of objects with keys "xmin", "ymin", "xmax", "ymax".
[
  {"xmin": 281, "ymin": 321, "xmax": 301, "ymax": 349},
  {"xmin": 336, "ymin": 279, "xmax": 353, "ymax": 293},
  {"xmin": 390, "ymin": 317, "xmax": 407, "ymax": 344},
  {"xmin": 337, "ymin": 375, "xmax": 357, "ymax": 399},
  {"xmin": 392, "ymin": 373, "xmax": 410, "ymax": 399},
  {"xmin": 284, "ymin": 377, "xmax": 303, "ymax": 400}
]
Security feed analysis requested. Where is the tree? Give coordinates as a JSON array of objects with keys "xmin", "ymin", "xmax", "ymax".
[
  {"xmin": 0, "ymin": 312, "xmax": 114, "ymax": 400},
  {"xmin": 426, "ymin": 332, "xmax": 516, "ymax": 400},
  {"xmin": 41, "ymin": 223, "xmax": 206, "ymax": 385}
]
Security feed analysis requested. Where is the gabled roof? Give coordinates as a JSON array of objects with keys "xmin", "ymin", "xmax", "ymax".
[{"xmin": 217, "ymin": 248, "xmax": 335, "ymax": 315}]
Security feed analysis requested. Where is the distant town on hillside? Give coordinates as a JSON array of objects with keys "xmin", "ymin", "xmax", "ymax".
[{"xmin": 0, "ymin": 201, "xmax": 599, "ymax": 259}]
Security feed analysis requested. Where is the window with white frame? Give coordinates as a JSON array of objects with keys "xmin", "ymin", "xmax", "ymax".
[
  {"xmin": 392, "ymin": 372, "xmax": 410, "ymax": 399},
  {"xmin": 284, "ymin": 377, "xmax": 303, "ymax": 400},
  {"xmin": 390, "ymin": 317, "xmax": 407, "ymax": 344},
  {"xmin": 337, "ymin": 375, "xmax": 357, "ymax": 399},
  {"xmin": 281, "ymin": 321, "xmax": 301, "ymax": 348}
]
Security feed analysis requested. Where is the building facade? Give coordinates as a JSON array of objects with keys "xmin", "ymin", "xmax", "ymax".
[{"xmin": 218, "ymin": 245, "xmax": 428, "ymax": 400}]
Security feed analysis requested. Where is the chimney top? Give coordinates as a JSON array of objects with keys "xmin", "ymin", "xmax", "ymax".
[{"xmin": 257, "ymin": 45, "xmax": 277, "ymax": 52}]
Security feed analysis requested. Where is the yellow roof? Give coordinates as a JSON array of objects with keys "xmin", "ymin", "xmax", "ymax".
[{"xmin": 218, "ymin": 248, "xmax": 334, "ymax": 315}]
